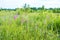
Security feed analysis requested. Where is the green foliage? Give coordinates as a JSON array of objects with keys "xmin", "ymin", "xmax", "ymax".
[{"xmin": 0, "ymin": 9, "xmax": 60, "ymax": 40}]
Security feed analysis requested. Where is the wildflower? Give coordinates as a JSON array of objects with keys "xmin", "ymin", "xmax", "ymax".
[{"xmin": 14, "ymin": 14, "xmax": 18, "ymax": 20}]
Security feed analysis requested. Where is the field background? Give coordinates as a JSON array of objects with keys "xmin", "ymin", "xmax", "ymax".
[{"xmin": 0, "ymin": 6, "xmax": 60, "ymax": 40}]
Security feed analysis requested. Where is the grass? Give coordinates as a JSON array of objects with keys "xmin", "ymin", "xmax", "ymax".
[{"xmin": 0, "ymin": 11, "xmax": 60, "ymax": 40}]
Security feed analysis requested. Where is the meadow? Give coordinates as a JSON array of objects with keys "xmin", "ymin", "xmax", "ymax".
[{"xmin": 0, "ymin": 9, "xmax": 60, "ymax": 40}]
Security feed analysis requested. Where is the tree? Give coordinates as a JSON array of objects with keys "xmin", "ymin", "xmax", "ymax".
[
  {"xmin": 42, "ymin": 5, "xmax": 45, "ymax": 10},
  {"xmin": 24, "ymin": 3, "xmax": 27, "ymax": 8}
]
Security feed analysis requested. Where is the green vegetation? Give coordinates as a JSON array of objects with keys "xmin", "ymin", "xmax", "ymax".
[{"xmin": 0, "ymin": 5, "xmax": 60, "ymax": 40}]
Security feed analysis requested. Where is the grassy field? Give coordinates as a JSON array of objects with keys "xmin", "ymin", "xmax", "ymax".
[{"xmin": 0, "ymin": 10, "xmax": 60, "ymax": 40}]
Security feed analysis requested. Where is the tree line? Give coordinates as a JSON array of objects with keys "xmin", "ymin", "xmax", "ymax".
[{"xmin": 0, "ymin": 4, "xmax": 60, "ymax": 13}]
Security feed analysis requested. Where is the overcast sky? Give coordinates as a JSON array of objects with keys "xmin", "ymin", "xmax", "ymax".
[{"xmin": 0, "ymin": 0, "xmax": 60, "ymax": 8}]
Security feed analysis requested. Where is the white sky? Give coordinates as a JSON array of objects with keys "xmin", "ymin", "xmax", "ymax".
[{"xmin": 0, "ymin": 0, "xmax": 60, "ymax": 8}]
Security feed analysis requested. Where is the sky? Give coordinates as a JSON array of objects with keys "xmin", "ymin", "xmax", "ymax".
[{"xmin": 0, "ymin": 0, "xmax": 60, "ymax": 9}]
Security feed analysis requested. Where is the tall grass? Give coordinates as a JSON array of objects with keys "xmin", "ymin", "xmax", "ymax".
[{"xmin": 0, "ymin": 11, "xmax": 60, "ymax": 40}]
